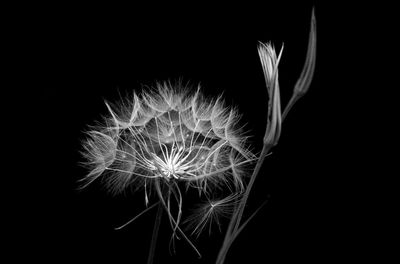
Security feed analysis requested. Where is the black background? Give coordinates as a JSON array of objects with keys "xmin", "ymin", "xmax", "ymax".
[{"xmin": 14, "ymin": 2, "xmax": 377, "ymax": 263}]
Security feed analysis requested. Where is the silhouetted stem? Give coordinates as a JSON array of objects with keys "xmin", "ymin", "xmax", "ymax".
[
  {"xmin": 147, "ymin": 203, "xmax": 163, "ymax": 264},
  {"xmin": 215, "ymin": 8, "xmax": 316, "ymax": 264},
  {"xmin": 216, "ymin": 145, "xmax": 271, "ymax": 264}
]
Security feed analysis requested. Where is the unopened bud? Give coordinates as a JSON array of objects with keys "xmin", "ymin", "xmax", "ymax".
[{"xmin": 258, "ymin": 42, "xmax": 283, "ymax": 146}]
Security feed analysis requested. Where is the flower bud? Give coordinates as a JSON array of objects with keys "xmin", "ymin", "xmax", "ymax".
[{"xmin": 257, "ymin": 43, "xmax": 283, "ymax": 146}]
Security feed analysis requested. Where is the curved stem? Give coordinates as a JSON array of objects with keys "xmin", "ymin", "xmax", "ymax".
[
  {"xmin": 147, "ymin": 203, "xmax": 163, "ymax": 264},
  {"xmin": 215, "ymin": 146, "xmax": 271, "ymax": 264},
  {"xmin": 215, "ymin": 8, "xmax": 316, "ymax": 264}
]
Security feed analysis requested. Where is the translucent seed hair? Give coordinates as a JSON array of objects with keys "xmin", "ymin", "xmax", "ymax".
[
  {"xmin": 81, "ymin": 83, "xmax": 255, "ymax": 196},
  {"xmin": 80, "ymin": 82, "xmax": 257, "ymax": 255}
]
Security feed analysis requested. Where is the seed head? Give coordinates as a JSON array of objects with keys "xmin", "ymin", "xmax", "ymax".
[{"xmin": 81, "ymin": 83, "xmax": 256, "ymax": 198}]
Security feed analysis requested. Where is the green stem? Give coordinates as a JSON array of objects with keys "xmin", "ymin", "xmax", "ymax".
[{"xmin": 147, "ymin": 203, "xmax": 163, "ymax": 264}]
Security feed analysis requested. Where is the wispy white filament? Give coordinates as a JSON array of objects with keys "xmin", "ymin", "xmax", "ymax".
[
  {"xmin": 81, "ymin": 83, "xmax": 256, "ymax": 254},
  {"xmin": 81, "ymin": 84, "xmax": 255, "ymax": 195},
  {"xmin": 79, "ymin": 9, "xmax": 317, "ymax": 259}
]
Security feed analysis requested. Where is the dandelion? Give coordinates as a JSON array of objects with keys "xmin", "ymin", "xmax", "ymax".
[
  {"xmin": 80, "ymin": 8, "xmax": 316, "ymax": 264},
  {"xmin": 80, "ymin": 83, "xmax": 257, "ymax": 257}
]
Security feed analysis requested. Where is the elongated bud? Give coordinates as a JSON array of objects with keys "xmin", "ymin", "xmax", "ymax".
[
  {"xmin": 258, "ymin": 42, "xmax": 283, "ymax": 146},
  {"xmin": 282, "ymin": 8, "xmax": 317, "ymax": 122},
  {"xmin": 294, "ymin": 8, "xmax": 316, "ymax": 96}
]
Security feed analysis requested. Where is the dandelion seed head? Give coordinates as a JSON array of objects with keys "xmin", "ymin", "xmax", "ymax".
[
  {"xmin": 81, "ymin": 82, "xmax": 256, "ymax": 197},
  {"xmin": 76, "ymin": 11, "xmax": 316, "ymax": 256}
]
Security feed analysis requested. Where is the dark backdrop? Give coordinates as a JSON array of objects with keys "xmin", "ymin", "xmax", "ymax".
[{"xmin": 19, "ymin": 2, "xmax": 366, "ymax": 263}]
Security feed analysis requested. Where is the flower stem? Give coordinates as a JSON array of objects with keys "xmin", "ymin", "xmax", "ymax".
[
  {"xmin": 215, "ymin": 145, "xmax": 271, "ymax": 264},
  {"xmin": 215, "ymin": 8, "xmax": 316, "ymax": 264},
  {"xmin": 147, "ymin": 203, "xmax": 163, "ymax": 264}
]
